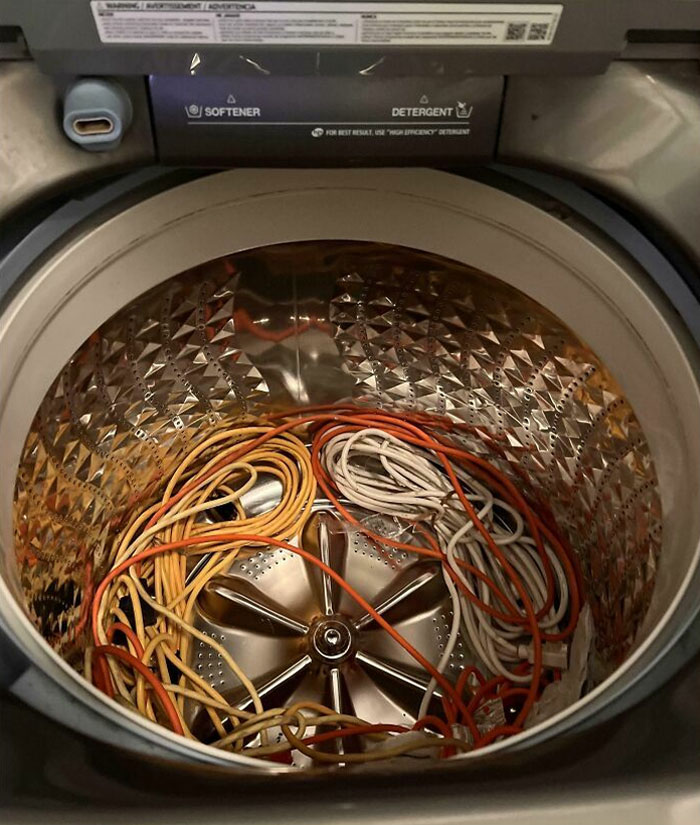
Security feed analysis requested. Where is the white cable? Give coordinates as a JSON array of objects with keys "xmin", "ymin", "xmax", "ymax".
[{"xmin": 319, "ymin": 425, "xmax": 571, "ymax": 694}]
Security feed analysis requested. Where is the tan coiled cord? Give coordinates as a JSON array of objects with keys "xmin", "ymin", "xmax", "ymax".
[{"xmin": 90, "ymin": 424, "xmax": 317, "ymax": 742}]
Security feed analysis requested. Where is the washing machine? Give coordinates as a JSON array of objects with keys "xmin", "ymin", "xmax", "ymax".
[{"xmin": 1, "ymin": 1, "xmax": 700, "ymax": 821}]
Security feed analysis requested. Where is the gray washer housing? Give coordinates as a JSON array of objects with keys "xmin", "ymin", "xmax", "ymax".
[{"xmin": 1, "ymin": 2, "xmax": 700, "ymax": 817}]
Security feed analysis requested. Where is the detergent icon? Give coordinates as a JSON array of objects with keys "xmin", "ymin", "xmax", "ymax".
[{"xmin": 456, "ymin": 102, "xmax": 473, "ymax": 119}]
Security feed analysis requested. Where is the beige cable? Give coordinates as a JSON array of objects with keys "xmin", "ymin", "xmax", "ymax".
[{"xmin": 90, "ymin": 422, "xmax": 317, "ymax": 754}]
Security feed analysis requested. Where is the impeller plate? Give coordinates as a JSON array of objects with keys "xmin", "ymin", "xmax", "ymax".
[{"xmin": 188, "ymin": 501, "xmax": 471, "ymax": 763}]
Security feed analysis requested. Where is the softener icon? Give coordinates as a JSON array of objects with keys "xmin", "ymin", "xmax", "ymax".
[
  {"xmin": 456, "ymin": 102, "xmax": 473, "ymax": 119},
  {"xmin": 185, "ymin": 103, "xmax": 203, "ymax": 118}
]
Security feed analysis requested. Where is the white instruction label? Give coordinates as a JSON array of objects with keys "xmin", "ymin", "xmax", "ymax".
[{"xmin": 91, "ymin": 2, "xmax": 562, "ymax": 46}]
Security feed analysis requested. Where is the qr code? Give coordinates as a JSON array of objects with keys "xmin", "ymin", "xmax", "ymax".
[
  {"xmin": 505, "ymin": 22, "xmax": 527, "ymax": 41},
  {"xmin": 528, "ymin": 22, "xmax": 550, "ymax": 41}
]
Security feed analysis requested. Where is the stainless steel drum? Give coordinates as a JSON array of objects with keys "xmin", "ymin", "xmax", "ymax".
[{"xmin": 1, "ymin": 169, "xmax": 699, "ymax": 769}]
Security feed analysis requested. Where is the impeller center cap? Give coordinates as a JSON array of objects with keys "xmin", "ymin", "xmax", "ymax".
[{"xmin": 309, "ymin": 616, "xmax": 354, "ymax": 663}]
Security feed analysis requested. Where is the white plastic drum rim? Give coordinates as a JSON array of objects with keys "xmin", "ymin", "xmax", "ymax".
[{"xmin": 1, "ymin": 168, "xmax": 699, "ymax": 770}]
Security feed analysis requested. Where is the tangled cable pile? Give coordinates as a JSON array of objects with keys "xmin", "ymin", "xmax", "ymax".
[{"xmin": 87, "ymin": 405, "xmax": 583, "ymax": 765}]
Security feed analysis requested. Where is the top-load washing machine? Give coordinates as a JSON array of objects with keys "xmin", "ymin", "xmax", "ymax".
[{"xmin": 1, "ymin": 1, "xmax": 700, "ymax": 822}]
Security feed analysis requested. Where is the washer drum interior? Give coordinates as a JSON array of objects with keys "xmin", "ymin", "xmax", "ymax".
[{"xmin": 1, "ymin": 169, "xmax": 700, "ymax": 769}]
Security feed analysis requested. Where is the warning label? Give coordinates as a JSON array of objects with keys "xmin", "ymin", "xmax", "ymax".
[{"xmin": 91, "ymin": 1, "xmax": 562, "ymax": 46}]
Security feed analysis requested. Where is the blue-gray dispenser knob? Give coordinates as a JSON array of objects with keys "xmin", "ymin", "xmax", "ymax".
[{"xmin": 62, "ymin": 78, "xmax": 133, "ymax": 152}]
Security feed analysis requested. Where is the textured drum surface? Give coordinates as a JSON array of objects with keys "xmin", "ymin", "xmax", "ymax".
[{"xmin": 14, "ymin": 241, "xmax": 660, "ymax": 682}]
